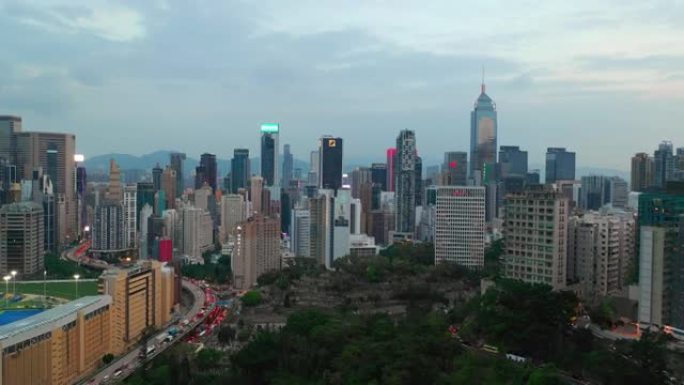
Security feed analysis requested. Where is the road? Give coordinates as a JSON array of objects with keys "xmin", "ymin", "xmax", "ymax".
[{"xmin": 84, "ymin": 279, "xmax": 206, "ymax": 384}]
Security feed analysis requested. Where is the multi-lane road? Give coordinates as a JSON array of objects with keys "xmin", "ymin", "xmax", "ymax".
[{"xmin": 83, "ymin": 279, "xmax": 207, "ymax": 384}]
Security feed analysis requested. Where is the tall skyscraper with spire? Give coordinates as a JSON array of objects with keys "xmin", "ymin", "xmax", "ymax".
[{"xmin": 469, "ymin": 76, "xmax": 497, "ymax": 183}]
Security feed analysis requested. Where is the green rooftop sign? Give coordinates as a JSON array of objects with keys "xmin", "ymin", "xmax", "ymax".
[{"xmin": 260, "ymin": 123, "xmax": 279, "ymax": 133}]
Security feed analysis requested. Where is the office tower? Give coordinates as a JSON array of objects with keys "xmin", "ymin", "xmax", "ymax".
[
  {"xmin": 76, "ymin": 165, "xmax": 87, "ymax": 232},
  {"xmin": 526, "ymin": 170, "xmax": 540, "ymax": 185},
  {"xmin": 33, "ymin": 174, "xmax": 57, "ymax": 253},
  {"xmin": 0, "ymin": 295, "xmax": 112, "ymax": 385},
  {"xmin": 0, "ymin": 202, "xmax": 44, "ymax": 275},
  {"xmin": 98, "ymin": 261, "xmax": 176, "ymax": 355},
  {"xmin": 499, "ymin": 146, "xmax": 528, "ymax": 178},
  {"xmin": 386, "ymin": 148, "xmax": 396, "ymax": 192},
  {"xmin": 291, "ymin": 206, "xmax": 311, "ymax": 257},
  {"xmin": 308, "ymin": 192, "xmax": 330, "ymax": 267},
  {"xmin": 136, "ymin": 182, "xmax": 155, "ymax": 230},
  {"xmin": 430, "ymin": 186, "xmax": 485, "ymax": 268},
  {"xmin": 152, "ymin": 163, "xmax": 163, "ymax": 191},
  {"xmin": 654, "ymin": 141, "xmax": 674, "ymax": 188},
  {"xmin": 308, "ymin": 150, "xmax": 320, "ymax": 186},
  {"xmin": 631, "ymin": 152, "xmax": 655, "ymax": 192},
  {"xmin": 280, "ymin": 190, "xmax": 292, "ymax": 234},
  {"xmin": 161, "ymin": 166, "xmax": 177, "ymax": 209},
  {"xmin": 442, "ymin": 151, "xmax": 468, "ymax": 186},
  {"xmin": 637, "ymin": 184, "xmax": 684, "ymax": 331},
  {"xmin": 92, "ymin": 202, "xmax": 125, "ymax": 257},
  {"xmin": 332, "ymin": 189, "xmax": 352, "ymax": 259},
  {"xmin": 221, "ymin": 194, "xmax": 245, "ymax": 243},
  {"xmin": 415, "ymin": 156, "xmax": 423, "ymax": 206},
  {"xmin": 470, "ymin": 81, "xmax": 497, "ymax": 180},
  {"xmin": 568, "ymin": 211, "xmax": 635, "ymax": 300},
  {"xmin": 502, "ymin": 185, "xmax": 569, "ymax": 290},
  {"xmin": 249, "ymin": 176, "xmax": 264, "ymax": 215},
  {"xmin": 0, "ymin": 115, "xmax": 21, "ymax": 163},
  {"xmin": 260, "ymin": 123, "xmax": 279, "ymax": 187},
  {"xmin": 231, "ymin": 148, "xmax": 250, "ymax": 194},
  {"xmin": 139, "ymin": 204, "xmax": 153, "ymax": 259},
  {"xmin": 350, "ymin": 167, "xmax": 372, "ymax": 200},
  {"xmin": 607, "ymin": 177, "xmax": 629, "ymax": 209},
  {"xmin": 394, "ymin": 130, "xmax": 417, "ymax": 234},
  {"xmin": 638, "ymin": 226, "xmax": 667, "ymax": 329},
  {"xmin": 194, "ymin": 184, "xmax": 212, "ymax": 211},
  {"xmin": 180, "ymin": 206, "xmax": 213, "ymax": 260},
  {"xmin": 123, "ymin": 185, "xmax": 137, "ymax": 249},
  {"xmin": 282, "ymin": 143, "xmax": 293, "ymax": 187},
  {"xmin": 580, "ymin": 175, "xmax": 608, "ymax": 211},
  {"xmin": 371, "ymin": 163, "xmax": 388, "ymax": 191},
  {"xmin": 15, "ymin": 131, "xmax": 76, "ymax": 245},
  {"xmin": 196, "ymin": 153, "xmax": 217, "ymax": 192},
  {"xmin": 319, "ymin": 136, "xmax": 343, "ymax": 190},
  {"xmin": 232, "ymin": 214, "xmax": 281, "ymax": 289},
  {"xmin": 545, "ymin": 147, "xmax": 576, "ymax": 183},
  {"xmin": 169, "ymin": 152, "xmax": 186, "ymax": 196}
]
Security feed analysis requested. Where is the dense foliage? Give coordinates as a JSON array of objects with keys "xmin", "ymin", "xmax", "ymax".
[
  {"xmin": 240, "ymin": 291, "xmax": 263, "ymax": 307},
  {"xmin": 182, "ymin": 254, "xmax": 231, "ymax": 284},
  {"xmin": 28, "ymin": 253, "xmax": 100, "ymax": 280}
]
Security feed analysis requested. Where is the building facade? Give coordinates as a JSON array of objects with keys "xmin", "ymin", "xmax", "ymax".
[
  {"xmin": 319, "ymin": 136, "xmax": 343, "ymax": 190},
  {"xmin": 631, "ymin": 152, "xmax": 654, "ymax": 192},
  {"xmin": 394, "ymin": 130, "xmax": 417, "ymax": 234},
  {"xmin": 232, "ymin": 215, "xmax": 281, "ymax": 290},
  {"xmin": 0, "ymin": 202, "xmax": 44, "ymax": 276},
  {"xmin": 470, "ymin": 83, "xmax": 497, "ymax": 181},
  {"xmin": 545, "ymin": 147, "xmax": 576, "ymax": 184}
]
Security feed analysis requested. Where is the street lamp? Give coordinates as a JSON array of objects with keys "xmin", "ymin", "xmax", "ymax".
[
  {"xmin": 73, "ymin": 274, "xmax": 80, "ymax": 298},
  {"xmin": 3, "ymin": 276, "xmax": 10, "ymax": 308},
  {"xmin": 10, "ymin": 271, "xmax": 17, "ymax": 296},
  {"xmin": 43, "ymin": 270, "xmax": 47, "ymax": 308}
]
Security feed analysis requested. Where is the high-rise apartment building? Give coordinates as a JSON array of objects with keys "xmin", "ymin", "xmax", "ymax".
[
  {"xmin": 502, "ymin": 185, "xmax": 569, "ymax": 290},
  {"xmin": 169, "ymin": 152, "xmax": 186, "ymax": 196},
  {"xmin": 180, "ymin": 206, "xmax": 213, "ymax": 260},
  {"xmin": 231, "ymin": 148, "xmax": 250, "ymax": 194},
  {"xmin": 386, "ymin": 148, "xmax": 396, "ymax": 192},
  {"xmin": 319, "ymin": 136, "xmax": 343, "ymax": 190},
  {"xmin": 499, "ymin": 145, "xmax": 528, "ymax": 178},
  {"xmin": 568, "ymin": 211, "xmax": 635, "ymax": 300},
  {"xmin": 470, "ymin": 82, "xmax": 497, "ymax": 181},
  {"xmin": 394, "ymin": 130, "xmax": 417, "ymax": 234},
  {"xmin": 123, "ymin": 185, "xmax": 137, "ymax": 249},
  {"xmin": 0, "ymin": 295, "xmax": 112, "ymax": 385},
  {"xmin": 98, "ymin": 261, "xmax": 176, "ymax": 355},
  {"xmin": 430, "ymin": 186, "xmax": 485, "ymax": 268},
  {"xmin": 232, "ymin": 214, "xmax": 281, "ymax": 290},
  {"xmin": 0, "ymin": 202, "xmax": 44, "ymax": 276},
  {"xmin": 0, "ymin": 115, "xmax": 21, "ymax": 165},
  {"xmin": 545, "ymin": 147, "xmax": 576, "ymax": 183},
  {"xmin": 580, "ymin": 175, "xmax": 607, "ymax": 211},
  {"xmin": 282, "ymin": 143, "xmax": 293, "ymax": 187},
  {"xmin": 442, "ymin": 151, "xmax": 468, "ymax": 186},
  {"xmin": 92, "ymin": 202, "xmax": 126, "ymax": 257},
  {"xmin": 260, "ymin": 124, "xmax": 279, "ymax": 187},
  {"xmin": 290, "ymin": 205, "xmax": 311, "ymax": 257},
  {"xmin": 196, "ymin": 153, "xmax": 217, "ymax": 192},
  {"xmin": 631, "ymin": 152, "xmax": 654, "ymax": 192},
  {"xmin": 654, "ymin": 141, "xmax": 674, "ymax": 188},
  {"xmin": 220, "ymin": 194, "xmax": 245, "ymax": 242},
  {"xmin": 106, "ymin": 159, "xmax": 122, "ymax": 202},
  {"xmin": 152, "ymin": 163, "xmax": 163, "ymax": 192}
]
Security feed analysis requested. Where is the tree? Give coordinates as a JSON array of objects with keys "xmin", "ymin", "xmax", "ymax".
[
  {"xmin": 196, "ymin": 348, "xmax": 223, "ymax": 370},
  {"xmin": 218, "ymin": 326, "xmax": 236, "ymax": 344},
  {"xmin": 241, "ymin": 291, "xmax": 262, "ymax": 307},
  {"xmin": 102, "ymin": 353, "xmax": 114, "ymax": 365}
]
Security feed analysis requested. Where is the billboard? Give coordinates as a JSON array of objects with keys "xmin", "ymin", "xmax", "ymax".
[{"xmin": 260, "ymin": 123, "xmax": 279, "ymax": 133}]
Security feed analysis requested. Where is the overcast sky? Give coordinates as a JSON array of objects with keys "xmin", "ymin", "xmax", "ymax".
[{"xmin": 1, "ymin": 0, "xmax": 683, "ymax": 169}]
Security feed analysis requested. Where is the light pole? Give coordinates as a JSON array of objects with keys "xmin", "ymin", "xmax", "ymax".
[
  {"xmin": 43, "ymin": 270, "xmax": 47, "ymax": 308},
  {"xmin": 73, "ymin": 274, "xmax": 80, "ymax": 298},
  {"xmin": 10, "ymin": 271, "xmax": 17, "ymax": 296},
  {"xmin": 3, "ymin": 276, "xmax": 10, "ymax": 308}
]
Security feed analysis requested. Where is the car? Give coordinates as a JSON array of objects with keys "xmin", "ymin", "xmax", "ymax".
[{"xmin": 113, "ymin": 369, "xmax": 123, "ymax": 377}]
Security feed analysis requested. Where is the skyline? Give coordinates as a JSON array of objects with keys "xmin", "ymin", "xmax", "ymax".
[{"xmin": 2, "ymin": 1, "xmax": 684, "ymax": 169}]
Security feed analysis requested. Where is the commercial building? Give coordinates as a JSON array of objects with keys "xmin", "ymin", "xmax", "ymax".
[
  {"xmin": 282, "ymin": 143, "xmax": 293, "ymax": 187},
  {"xmin": 319, "ymin": 136, "xmax": 343, "ymax": 190},
  {"xmin": 568, "ymin": 210, "xmax": 635, "ymax": 300},
  {"xmin": 220, "ymin": 194, "xmax": 245, "ymax": 242},
  {"xmin": 470, "ymin": 82, "xmax": 498, "ymax": 181},
  {"xmin": 499, "ymin": 145, "xmax": 528, "ymax": 178},
  {"xmin": 231, "ymin": 149, "xmax": 250, "ymax": 194},
  {"xmin": 442, "ymin": 151, "xmax": 468, "ymax": 186},
  {"xmin": 169, "ymin": 152, "xmax": 186, "ymax": 197},
  {"xmin": 430, "ymin": 186, "xmax": 485, "ymax": 268},
  {"xmin": 260, "ymin": 123, "xmax": 279, "ymax": 187},
  {"xmin": 92, "ymin": 202, "xmax": 126, "ymax": 257},
  {"xmin": 0, "ymin": 202, "xmax": 44, "ymax": 276},
  {"xmin": 386, "ymin": 148, "xmax": 396, "ymax": 192},
  {"xmin": 0, "ymin": 116, "xmax": 21, "ymax": 164},
  {"xmin": 502, "ymin": 185, "xmax": 569, "ymax": 290},
  {"xmin": 290, "ymin": 206, "xmax": 311, "ymax": 258},
  {"xmin": 98, "ymin": 261, "xmax": 175, "ymax": 355},
  {"xmin": 639, "ymin": 226, "xmax": 666, "ymax": 329},
  {"xmin": 631, "ymin": 152, "xmax": 654, "ymax": 192},
  {"xmin": 196, "ymin": 153, "xmax": 217, "ymax": 192},
  {"xmin": 394, "ymin": 130, "xmax": 418, "ymax": 234},
  {"xmin": 180, "ymin": 206, "xmax": 213, "ymax": 261},
  {"xmin": 654, "ymin": 141, "xmax": 674, "ymax": 188},
  {"xmin": 161, "ymin": 166, "xmax": 177, "ymax": 209},
  {"xmin": 0, "ymin": 295, "xmax": 112, "ymax": 385},
  {"xmin": 123, "ymin": 185, "xmax": 137, "ymax": 250},
  {"xmin": 545, "ymin": 147, "xmax": 576, "ymax": 184},
  {"xmin": 371, "ymin": 163, "xmax": 388, "ymax": 191},
  {"xmin": 232, "ymin": 215, "xmax": 280, "ymax": 290}
]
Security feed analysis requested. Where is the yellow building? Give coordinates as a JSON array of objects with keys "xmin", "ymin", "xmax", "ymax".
[
  {"xmin": 0, "ymin": 295, "xmax": 112, "ymax": 385},
  {"xmin": 98, "ymin": 260, "xmax": 175, "ymax": 355}
]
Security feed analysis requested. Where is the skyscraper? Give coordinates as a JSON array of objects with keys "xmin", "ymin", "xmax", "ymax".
[
  {"xmin": 470, "ymin": 81, "xmax": 497, "ymax": 181},
  {"xmin": 442, "ymin": 151, "xmax": 468, "ymax": 186},
  {"xmin": 386, "ymin": 148, "xmax": 396, "ymax": 192},
  {"xmin": 502, "ymin": 185, "xmax": 569, "ymax": 290},
  {"xmin": 106, "ymin": 159, "xmax": 122, "ymax": 202},
  {"xmin": 282, "ymin": 143, "xmax": 293, "ymax": 187},
  {"xmin": 580, "ymin": 175, "xmax": 608, "ymax": 211},
  {"xmin": 654, "ymin": 141, "xmax": 674, "ymax": 188},
  {"xmin": 232, "ymin": 214, "xmax": 281, "ymax": 290},
  {"xmin": 123, "ymin": 185, "xmax": 137, "ymax": 249},
  {"xmin": 431, "ymin": 186, "xmax": 486, "ymax": 268},
  {"xmin": 631, "ymin": 152, "xmax": 655, "ymax": 192},
  {"xmin": 0, "ymin": 115, "xmax": 21, "ymax": 165},
  {"xmin": 545, "ymin": 147, "xmax": 576, "ymax": 183},
  {"xmin": 197, "ymin": 153, "xmax": 217, "ymax": 192},
  {"xmin": 394, "ymin": 130, "xmax": 417, "ymax": 234},
  {"xmin": 169, "ymin": 152, "xmax": 186, "ymax": 196},
  {"xmin": 92, "ymin": 201, "xmax": 125, "ymax": 256},
  {"xmin": 161, "ymin": 166, "xmax": 177, "ymax": 209},
  {"xmin": 260, "ymin": 123, "xmax": 279, "ymax": 187},
  {"xmin": 152, "ymin": 163, "xmax": 163, "ymax": 192},
  {"xmin": 220, "ymin": 194, "xmax": 245, "ymax": 242},
  {"xmin": 231, "ymin": 148, "xmax": 250, "ymax": 194},
  {"xmin": 371, "ymin": 163, "xmax": 388, "ymax": 191},
  {"xmin": 498, "ymin": 146, "xmax": 528, "ymax": 178},
  {"xmin": 0, "ymin": 202, "xmax": 44, "ymax": 276},
  {"xmin": 136, "ymin": 182, "xmax": 155, "ymax": 229},
  {"xmin": 319, "ymin": 136, "xmax": 343, "ymax": 190}
]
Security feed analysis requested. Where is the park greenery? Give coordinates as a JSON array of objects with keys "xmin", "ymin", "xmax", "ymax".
[
  {"xmin": 25, "ymin": 253, "xmax": 100, "ymax": 280},
  {"xmin": 240, "ymin": 291, "xmax": 263, "ymax": 307},
  {"xmin": 181, "ymin": 252, "xmax": 231, "ymax": 284}
]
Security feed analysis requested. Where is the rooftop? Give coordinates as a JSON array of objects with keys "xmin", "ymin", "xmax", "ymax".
[{"xmin": 0, "ymin": 201, "xmax": 43, "ymax": 213}]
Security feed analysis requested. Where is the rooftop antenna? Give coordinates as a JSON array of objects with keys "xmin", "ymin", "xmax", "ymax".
[{"xmin": 481, "ymin": 65, "xmax": 486, "ymax": 93}]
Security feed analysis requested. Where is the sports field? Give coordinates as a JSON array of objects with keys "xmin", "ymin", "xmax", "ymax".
[{"xmin": 10, "ymin": 281, "xmax": 99, "ymax": 301}]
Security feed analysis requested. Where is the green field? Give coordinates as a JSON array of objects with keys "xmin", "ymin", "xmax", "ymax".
[{"xmin": 9, "ymin": 281, "xmax": 99, "ymax": 301}]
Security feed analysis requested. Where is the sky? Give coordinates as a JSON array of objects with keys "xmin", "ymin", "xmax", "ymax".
[{"xmin": 1, "ymin": 0, "xmax": 683, "ymax": 170}]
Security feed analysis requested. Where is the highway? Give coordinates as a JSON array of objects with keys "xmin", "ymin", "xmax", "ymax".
[{"xmin": 83, "ymin": 279, "xmax": 207, "ymax": 384}]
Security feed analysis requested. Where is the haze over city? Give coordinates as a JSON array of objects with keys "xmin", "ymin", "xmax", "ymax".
[{"xmin": 2, "ymin": 0, "xmax": 682, "ymax": 169}]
